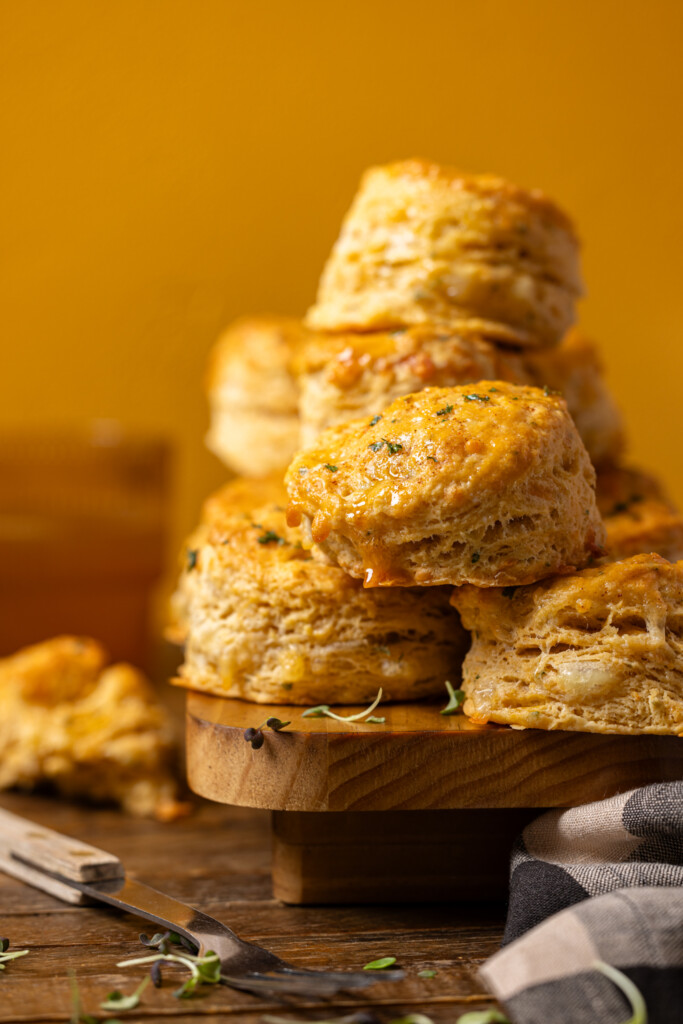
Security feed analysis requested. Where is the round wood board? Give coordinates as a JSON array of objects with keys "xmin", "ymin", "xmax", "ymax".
[{"xmin": 186, "ymin": 692, "xmax": 683, "ymax": 812}]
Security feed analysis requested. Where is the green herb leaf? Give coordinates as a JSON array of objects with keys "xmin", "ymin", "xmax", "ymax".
[
  {"xmin": 266, "ymin": 717, "xmax": 291, "ymax": 731},
  {"xmin": 363, "ymin": 956, "xmax": 397, "ymax": 970},
  {"xmin": 186, "ymin": 549, "xmax": 198, "ymax": 571},
  {"xmin": 302, "ymin": 689, "xmax": 384, "ymax": 724},
  {"xmin": 0, "ymin": 939, "xmax": 9, "ymax": 953},
  {"xmin": 455, "ymin": 1013, "xmax": 510, "ymax": 1024},
  {"xmin": 324, "ymin": 464, "xmax": 338, "ymax": 472},
  {"xmin": 117, "ymin": 951, "xmax": 221, "ymax": 1002},
  {"xmin": 488, "ymin": 387, "xmax": 499, "ymax": 392},
  {"xmin": 426, "ymin": 455, "xmax": 438, "ymax": 462},
  {"xmin": 100, "ymin": 976, "xmax": 150, "ymax": 1012},
  {"xmin": 464, "ymin": 393, "xmax": 490, "ymax": 403},
  {"xmin": 436, "ymin": 404, "xmax": 453, "ymax": 416},
  {"xmin": 368, "ymin": 438, "xmax": 403, "ymax": 455},
  {"xmin": 370, "ymin": 415, "xmax": 382, "ymax": 425},
  {"xmin": 301, "ymin": 704, "xmax": 330, "ymax": 718},
  {"xmin": 257, "ymin": 530, "xmax": 286, "ymax": 546},
  {"xmin": 418, "ymin": 969, "xmax": 437, "ymax": 978},
  {"xmin": 440, "ymin": 680, "xmax": 465, "ymax": 716},
  {"xmin": 594, "ymin": 961, "xmax": 647, "ymax": 1024}
]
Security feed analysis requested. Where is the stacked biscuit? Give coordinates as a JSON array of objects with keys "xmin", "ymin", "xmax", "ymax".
[{"xmin": 174, "ymin": 159, "xmax": 683, "ymax": 735}]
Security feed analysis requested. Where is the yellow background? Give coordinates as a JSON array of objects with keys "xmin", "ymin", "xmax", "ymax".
[{"xmin": 2, "ymin": 0, "xmax": 682, "ymax": 559}]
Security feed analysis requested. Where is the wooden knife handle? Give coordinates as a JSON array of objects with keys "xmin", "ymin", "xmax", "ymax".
[{"xmin": 0, "ymin": 807, "xmax": 124, "ymax": 906}]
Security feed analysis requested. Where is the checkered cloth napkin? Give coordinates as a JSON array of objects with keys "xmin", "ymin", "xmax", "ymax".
[{"xmin": 480, "ymin": 782, "xmax": 683, "ymax": 1023}]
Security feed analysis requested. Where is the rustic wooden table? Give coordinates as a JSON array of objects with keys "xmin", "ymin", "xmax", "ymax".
[{"xmin": 0, "ymin": 790, "xmax": 505, "ymax": 1023}]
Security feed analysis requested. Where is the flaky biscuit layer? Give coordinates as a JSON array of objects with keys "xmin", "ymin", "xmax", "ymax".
[
  {"xmin": 597, "ymin": 464, "xmax": 683, "ymax": 563},
  {"xmin": 286, "ymin": 382, "xmax": 604, "ymax": 588},
  {"xmin": 452, "ymin": 554, "xmax": 683, "ymax": 735},
  {"xmin": 205, "ymin": 315, "xmax": 304, "ymax": 475},
  {"xmin": 172, "ymin": 477, "xmax": 466, "ymax": 704},
  {"xmin": 0, "ymin": 637, "xmax": 183, "ymax": 819},
  {"xmin": 306, "ymin": 160, "xmax": 583, "ymax": 347}
]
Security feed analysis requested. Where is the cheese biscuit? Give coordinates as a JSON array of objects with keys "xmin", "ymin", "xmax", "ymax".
[
  {"xmin": 205, "ymin": 315, "xmax": 304, "ymax": 475},
  {"xmin": 452, "ymin": 554, "xmax": 683, "ymax": 735},
  {"xmin": 306, "ymin": 160, "xmax": 582, "ymax": 347},
  {"xmin": 286, "ymin": 382, "xmax": 604, "ymax": 587},
  {"xmin": 172, "ymin": 478, "xmax": 466, "ymax": 704}
]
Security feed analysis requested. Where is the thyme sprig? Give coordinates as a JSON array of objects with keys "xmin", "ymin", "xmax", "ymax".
[
  {"xmin": 244, "ymin": 717, "xmax": 291, "ymax": 749},
  {"xmin": 302, "ymin": 688, "xmax": 385, "ymax": 724}
]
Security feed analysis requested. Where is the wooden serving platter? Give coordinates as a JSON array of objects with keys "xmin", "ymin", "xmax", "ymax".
[{"xmin": 186, "ymin": 692, "xmax": 683, "ymax": 903}]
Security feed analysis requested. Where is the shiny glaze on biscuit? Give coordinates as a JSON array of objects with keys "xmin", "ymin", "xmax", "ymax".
[{"xmin": 286, "ymin": 381, "xmax": 597, "ymax": 586}]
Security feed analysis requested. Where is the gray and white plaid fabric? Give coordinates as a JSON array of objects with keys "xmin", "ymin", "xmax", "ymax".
[{"xmin": 481, "ymin": 782, "xmax": 683, "ymax": 1023}]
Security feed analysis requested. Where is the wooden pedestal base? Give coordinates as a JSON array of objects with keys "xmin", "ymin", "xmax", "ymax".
[
  {"xmin": 186, "ymin": 692, "xmax": 683, "ymax": 904},
  {"xmin": 271, "ymin": 809, "xmax": 538, "ymax": 904}
]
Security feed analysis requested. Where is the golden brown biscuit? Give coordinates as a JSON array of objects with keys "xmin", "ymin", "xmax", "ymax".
[
  {"xmin": 295, "ymin": 325, "xmax": 531, "ymax": 448},
  {"xmin": 306, "ymin": 160, "xmax": 583, "ymax": 347},
  {"xmin": 205, "ymin": 315, "xmax": 305, "ymax": 475},
  {"xmin": 0, "ymin": 637, "xmax": 185, "ymax": 819},
  {"xmin": 452, "ymin": 554, "xmax": 683, "ymax": 735},
  {"xmin": 597, "ymin": 464, "xmax": 683, "ymax": 562},
  {"xmin": 285, "ymin": 382, "xmax": 605, "ymax": 588},
  {"xmin": 524, "ymin": 330, "xmax": 624, "ymax": 465},
  {"xmin": 172, "ymin": 477, "xmax": 466, "ymax": 704}
]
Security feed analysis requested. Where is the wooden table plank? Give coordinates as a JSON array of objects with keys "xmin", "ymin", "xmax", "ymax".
[{"xmin": 0, "ymin": 791, "xmax": 505, "ymax": 1022}]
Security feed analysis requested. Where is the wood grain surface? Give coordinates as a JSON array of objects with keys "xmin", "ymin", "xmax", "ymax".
[
  {"xmin": 187, "ymin": 692, "xmax": 683, "ymax": 811},
  {"xmin": 0, "ymin": 790, "xmax": 504, "ymax": 1023}
]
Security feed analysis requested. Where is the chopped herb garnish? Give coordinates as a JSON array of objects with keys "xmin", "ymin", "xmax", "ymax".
[
  {"xmin": 0, "ymin": 938, "xmax": 29, "ymax": 971},
  {"xmin": 363, "ymin": 956, "xmax": 397, "ymax": 970},
  {"xmin": 471, "ymin": 551, "xmax": 480, "ymax": 563},
  {"xmin": 118, "ymin": 934, "xmax": 223, "ymax": 1001},
  {"xmin": 257, "ymin": 530, "xmax": 286, "ymax": 546},
  {"xmin": 455, "ymin": 1012, "xmax": 511, "ymax": 1024},
  {"xmin": 612, "ymin": 493, "xmax": 644, "ymax": 515},
  {"xmin": 370, "ymin": 415, "xmax": 382, "ymax": 426},
  {"xmin": 436, "ymin": 404, "xmax": 454, "ymax": 416},
  {"xmin": 303, "ymin": 689, "xmax": 384, "ymax": 724},
  {"xmin": 369, "ymin": 438, "xmax": 403, "ymax": 455},
  {"xmin": 186, "ymin": 549, "xmax": 198, "ymax": 571},
  {"xmin": 488, "ymin": 387, "xmax": 499, "ymax": 392},
  {"xmin": 464, "ymin": 393, "xmax": 490, "ymax": 403},
  {"xmin": 100, "ymin": 977, "xmax": 150, "ymax": 1012},
  {"xmin": 324, "ymin": 464, "xmax": 338, "ymax": 472},
  {"xmin": 502, "ymin": 586, "xmax": 517, "ymax": 598},
  {"xmin": 418, "ymin": 969, "xmax": 437, "ymax": 978},
  {"xmin": 427, "ymin": 455, "xmax": 438, "ymax": 462},
  {"xmin": 244, "ymin": 718, "xmax": 291, "ymax": 749},
  {"xmin": 542, "ymin": 384, "xmax": 561, "ymax": 397},
  {"xmin": 68, "ymin": 971, "xmax": 98, "ymax": 1024},
  {"xmin": 440, "ymin": 680, "xmax": 465, "ymax": 715},
  {"xmin": 594, "ymin": 962, "xmax": 647, "ymax": 1024}
]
